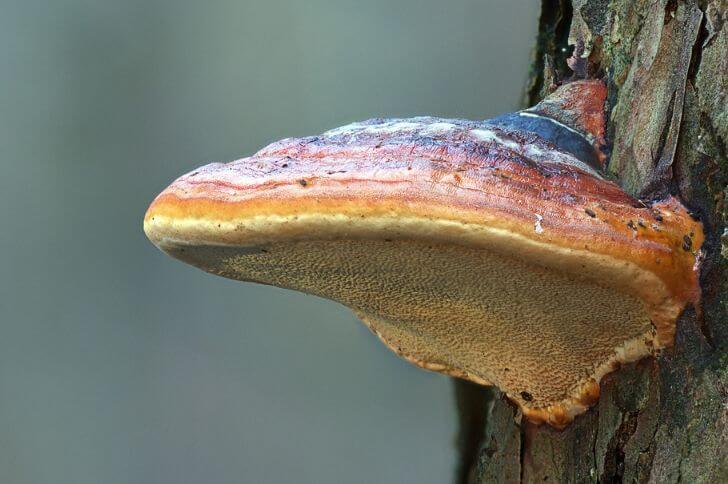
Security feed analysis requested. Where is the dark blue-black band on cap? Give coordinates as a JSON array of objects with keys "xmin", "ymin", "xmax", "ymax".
[{"xmin": 486, "ymin": 112, "xmax": 601, "ymax": 173}]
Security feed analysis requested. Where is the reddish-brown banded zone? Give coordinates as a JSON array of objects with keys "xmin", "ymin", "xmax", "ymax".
[
  {"xmin": 148, "ymin": 117, "xmax": 701, "ymax": 316},
  {"xmin": 527, "ymin": 79, "xmax": 609, "ymax": 166},
  {"xmin": 145, "ymin": 116, "xmax": 703, "ymax": 427}
]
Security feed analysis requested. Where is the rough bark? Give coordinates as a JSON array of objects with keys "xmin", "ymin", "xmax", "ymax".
[{"xmin": 457, "ymin": 1, "xmax": 727, "ymax": 482}]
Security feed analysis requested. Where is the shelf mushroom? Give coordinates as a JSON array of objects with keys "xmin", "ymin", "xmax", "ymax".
[{"xmin": 144, "ymin": 80, "xmax": 703, "ymax": 428}]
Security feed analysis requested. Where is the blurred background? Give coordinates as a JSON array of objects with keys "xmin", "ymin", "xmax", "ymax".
[{"xmin": 0, "ymin": 1, "xmax": 537, "ymax": 483}]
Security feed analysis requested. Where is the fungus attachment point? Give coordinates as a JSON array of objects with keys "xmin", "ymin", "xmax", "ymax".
[{"xmin": 144, "ymin": 81, "xmax": 703, "ymax": 428}]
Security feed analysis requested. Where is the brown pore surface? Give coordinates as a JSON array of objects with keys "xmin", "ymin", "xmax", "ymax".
[
  {"xmin": 144, "ymin": 115, "xmax": 703, "ymax": 427},
  {"xmin": 165, "ymin": 239, "xmax": 649, "ymax": 428}
]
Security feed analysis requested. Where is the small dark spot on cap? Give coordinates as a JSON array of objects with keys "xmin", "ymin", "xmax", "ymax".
[
  {"xmin": 520, "ymin": 391, "xmax": 533, "ymax": 402},
  {"xmin": 298, "ymin": 179, "xmax": 308, "ymax": 187},
  {"xmin": 584, "ymin": 208, "xmax": 596, "ymax": 218},
  {"xmin": 682, "ymin": 235, "xmax": 692, "ymax": 251},
  {"xmin": 384, "ymin": 239, "xmax": 392, "ymax": 242},
  {"xmin": 627, "ymin": 220, "xmax": 637, "ymax": 231},
  {"xmin": 282, "ymin": 163, "xmax": 289, "ymax": 168},
  {"xmin": 653, "ymin": 212, "xmax": 663, "ymax": 222}
]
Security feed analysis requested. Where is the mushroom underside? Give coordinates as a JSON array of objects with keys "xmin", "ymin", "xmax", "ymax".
[{"xmin": 158, "ymin": 221, "xmax": 658, "ymax": 424}]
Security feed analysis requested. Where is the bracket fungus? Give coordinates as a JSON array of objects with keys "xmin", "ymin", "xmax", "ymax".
[{"xmin": 144, "ymin": 80, "xmax": 703, "ymax": 428}]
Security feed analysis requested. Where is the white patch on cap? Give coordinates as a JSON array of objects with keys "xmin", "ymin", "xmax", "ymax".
[
  {"xmin": 524, "ymin": 145, "xmax": 601, "ymax": 178},
  {"xmin": 325, "ymin": 119, "xmax": 460, "ymax": 138},
  {"xmin": 470, "ymin": 129, "xmax": 521, "ymax": 151},
  {"xmin": 325, "ymin": 121, "xmax": 424, "ymax": 136},
  {"xmin": 420, "ymin": 122, "xmax": 458, "ymax": 136},
  {"xmin": 470, "ymin": 127, "xmax": 602, "ymax": 179},
  {"xmin": 534, "ymin": 214, "xmax": 545, "ymax": 234}
]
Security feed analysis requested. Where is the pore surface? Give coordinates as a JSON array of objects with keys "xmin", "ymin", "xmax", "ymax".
[{"xmin": 166, "ymin": 238, "xmax": 651, "ymax": 411}]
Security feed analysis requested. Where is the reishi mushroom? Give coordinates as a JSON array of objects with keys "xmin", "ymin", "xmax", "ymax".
[{"xmin": 144, "ymin": 80, "xmax": 703, "ymax": 428}]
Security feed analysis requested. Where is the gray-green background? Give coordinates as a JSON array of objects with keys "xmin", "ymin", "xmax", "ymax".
[{"xmin": 0, "ymin": 1, "xmax": 537, "ymax": 482}]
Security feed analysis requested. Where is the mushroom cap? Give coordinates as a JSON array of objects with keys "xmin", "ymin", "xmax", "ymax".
[{"xmin": 144, "ymin": 87, "xmax": 702, "ymax": 428}]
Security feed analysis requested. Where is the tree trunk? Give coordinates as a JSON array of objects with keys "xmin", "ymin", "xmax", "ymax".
[{"xmin": 458, "ymin": 1, "xmax": 727, "ymax": 482}]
